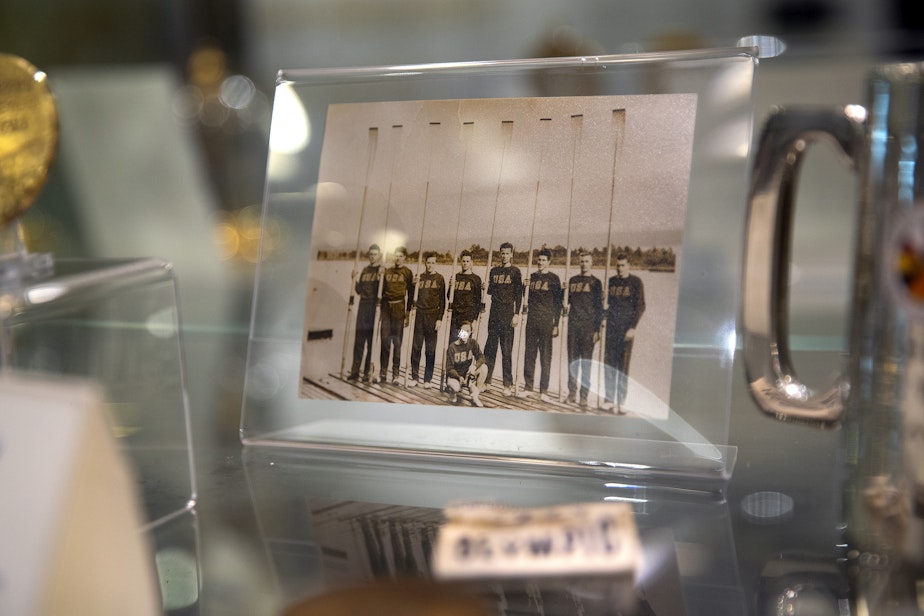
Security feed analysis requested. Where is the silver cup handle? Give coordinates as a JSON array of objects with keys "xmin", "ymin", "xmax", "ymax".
[{"xmin": 742, "ymin": 107, "xmax": 865, "ymax": 426}]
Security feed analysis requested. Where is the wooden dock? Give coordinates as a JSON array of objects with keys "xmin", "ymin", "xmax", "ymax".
[{"xmin": 302, "ymin": 369, "xmax": 619, "ymax": 416}]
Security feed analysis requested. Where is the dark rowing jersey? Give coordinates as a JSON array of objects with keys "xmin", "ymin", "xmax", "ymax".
[
  {"xmin": 382, "ymin": 265, "xmax": 414, "ymax": 311},
  {"xmin": 355, "ymin": 264, "xmax": 382, "ymax": 302},
  {"xmin": 449, "ymin": 271, "xmax": 483, "ymax": 316},
  {"xmin": 606, "ymin": 274, "xmax": 646, "ymax": 330},
  {"xmin": 445, "ymin": 338, "xmax": 485, "ymax": 379},
  {"xmin": 487, "ymin": 264, "xmax": 523, "ymax": 313},
  {"xmin": 526, "ymin": 270, "xmax": 562, "ymax": 326},
  {"xmin": 415, "ymin": 271, "xmax": 446, "ymax": 316},
  {"xmin": 567, "ymin": 274, "xmax": 603, "ymax": 331}
]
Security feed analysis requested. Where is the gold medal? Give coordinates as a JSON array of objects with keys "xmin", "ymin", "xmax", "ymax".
[{"xmin": 0, "ymin": 54, "xmax": 58, "ymax": 228}]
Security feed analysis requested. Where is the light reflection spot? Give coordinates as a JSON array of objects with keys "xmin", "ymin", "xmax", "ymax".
[
  {"xmin": 741, "ymin": 490, "xmax": 794, "ymax": 524},
  {"xmin": 146, "ymin": 307, "xmax": 178, "ymax": 338}
]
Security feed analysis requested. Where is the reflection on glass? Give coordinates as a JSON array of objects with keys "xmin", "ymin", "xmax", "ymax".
[{"xmin": 269, "ymin": 84, "xmax": 310, "ymax": 156}]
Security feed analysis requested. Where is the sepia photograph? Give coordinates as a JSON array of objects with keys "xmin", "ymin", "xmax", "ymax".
[{"xmin": 299, "ymin": 94, "xmax": 696, "ymax": 420}]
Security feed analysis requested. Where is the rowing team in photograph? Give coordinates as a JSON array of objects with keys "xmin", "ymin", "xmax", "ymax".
[{"xmin": 346, "ymin": 242, "xmax": 645, "ymax": 414}]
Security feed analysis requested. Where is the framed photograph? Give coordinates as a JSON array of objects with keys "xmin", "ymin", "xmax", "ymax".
[
  {"xmin": 243, "ymin": 48, "xmax": 757, "ymax": 485},
  {"xmin": 299, "ymin": 94, "xmax": 692, "ymax": 421}
]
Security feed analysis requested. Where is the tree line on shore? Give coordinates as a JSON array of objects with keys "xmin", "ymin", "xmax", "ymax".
[{"xmin": 316, "ymin": 243, "xmax": 676, "ymax": 271}]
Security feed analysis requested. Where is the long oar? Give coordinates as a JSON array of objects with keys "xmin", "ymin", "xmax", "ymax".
[
  {"xmin": 403, "ymin": 121, "xmax": 441, "ymax": 386},
  {"xmin": 475, "ymin": 120, "xmax": 514, "ymax": 342},
  {"xmin": 597, "ymin": 109, "xmax": 627, "ymax": 407},
  {"xmin": 513, "ymin": 117, "xmax": 553, "ymax": 397},
  {"xmin": 558, "ymin": 114, "xmax": 584, "ymax": 402},
  {"xmin": 371, "ymin": 124, "xmax": 405, "ymax": 381},
  {"xmin": 438, "ymin": 121, "xmax": 475, "ymax": 389},
  {"xmin": 339, "ymin": 127, "xmax": 380, "ymax": 379}
]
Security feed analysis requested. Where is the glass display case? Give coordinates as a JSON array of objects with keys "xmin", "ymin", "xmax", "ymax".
[{"xmin": 1, "ymin": 253, "xmax": 196, "ymax": 528}]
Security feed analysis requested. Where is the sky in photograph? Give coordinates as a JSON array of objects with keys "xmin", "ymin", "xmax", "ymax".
[{"xmin": 309, "ymin": 94, "xmax": 696, "ymax": 261}]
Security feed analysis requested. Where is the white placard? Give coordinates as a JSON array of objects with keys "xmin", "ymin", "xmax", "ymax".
[
  {"xmin": 0, "ymin": 372, "xmax": 159, "ymax": 616},
  {"xmin": 432, "ymin": 501, "xmax": 640, "ymax": 580}
]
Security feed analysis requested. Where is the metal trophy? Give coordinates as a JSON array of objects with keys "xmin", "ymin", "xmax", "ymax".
[
  {"xmin": 0, "ymin": 54, "xmax": 57, "ymax": 227},
  {"xmin": 743, "ymin": 63, "xmax": 924, "ymax": 612},
  {"xmin": 0, "ymin": 53, "xmax": 57, "ymax": 367}
]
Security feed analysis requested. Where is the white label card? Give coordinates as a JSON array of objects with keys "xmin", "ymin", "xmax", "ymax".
[
  {"xmin": 0, "ymin": 372, "xmax": 159, "ymax": 616},
  {"xmin": 432, "ymin": 502, "xmax": 640, "ymax": 580}
]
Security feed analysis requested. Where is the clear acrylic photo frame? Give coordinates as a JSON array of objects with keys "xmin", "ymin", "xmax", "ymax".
[{"xmin": 242, "ymin": 47, "xmax": 757, "ymax": 488}]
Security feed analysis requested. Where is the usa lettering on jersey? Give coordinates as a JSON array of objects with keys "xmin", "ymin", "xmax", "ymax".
[
  {"xmin": 455, "ymin": 280, "xmax": 474, "ymax": 292},
  {"xmin": 530, "ymin": 280, "xmax": 551, "ymax": 292},
  {"xmin": 386, "ymin": 271, "xmax": 405, "ymax": 283},
  {"xmin": 360, "ymin": 271, "xmax": 379, "ymax": 283},
  {"xmin": 451, "ymin": 349, "xmax": 473, "ymax": 364},
  {"xmin": 492, "ymin": 273, "xmax": 514, "ymax": 285},
  {"xmin": 609, "ymin": 284, "xmax": 633, "ymax": 298},
  {"xmin": 420, "ymin": 278, "xmax": 441, "ymax": 289},
  {"xmin": 570, "ymin": 282, "xmax": 592, "ymax": 294}
]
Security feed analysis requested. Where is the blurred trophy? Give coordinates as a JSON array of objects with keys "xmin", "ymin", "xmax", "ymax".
[{"xmin": 0, "ymin": 53, "xmax": 57, "ymax": 366}]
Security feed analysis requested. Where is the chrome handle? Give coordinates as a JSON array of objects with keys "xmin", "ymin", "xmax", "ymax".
[{"xmin": 741, "ymin": 107, "xmax": 865, "ymax": 426}]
